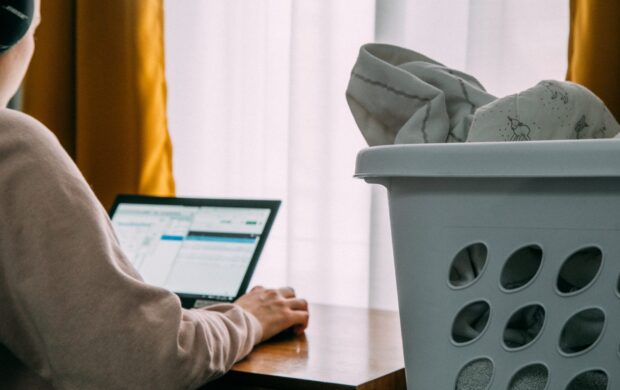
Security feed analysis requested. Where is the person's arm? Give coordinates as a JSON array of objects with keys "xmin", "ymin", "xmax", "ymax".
[{"xmin": 0, "ymin": 109, "xmax": 307, "ymax": 389}]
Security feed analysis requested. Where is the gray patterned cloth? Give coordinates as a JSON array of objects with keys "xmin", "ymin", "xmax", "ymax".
[
  {"xmin": 468, "ymin": 80, "xmax": 619, "ymax": 141},
  {"xmin": 346, "ymin": 43, "xmax": 618, "ymax": 390},
  {"xmin": 346, "ymin": 43, "xmax": 620, "ymax": 145}
]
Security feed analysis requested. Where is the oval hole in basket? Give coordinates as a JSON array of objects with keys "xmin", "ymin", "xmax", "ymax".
[
  {"xmin": 508, "ymin": 363, "xmax": 548, "ymax": 390},
  {"xmin": 500, "ymin": 245, "xmax": 542, "ymax": 291},
  {"xmin": 449, "ymin": 243, "xmax": 488, "ymax": 288},
  {"xmin": 454, "ymin": 358, "xmax": 493, "ymax": 390},
  {"xmin": 556, "ymin": 247, "xmax": 602, "ymax": 294},
  {"xmin": 559, "ymin": 308, "xmax": 605, "ymax": 355},
  {"xmin": 452, "ymin": 301, "xmax": 490, "ymax": 344},
  {"xmin": 503, "ymin": 304, "xmax": 545, "ymax": 349},
  {"xmin": 566, "ymin": 369, "xmax": 608, "ymax": 390}
]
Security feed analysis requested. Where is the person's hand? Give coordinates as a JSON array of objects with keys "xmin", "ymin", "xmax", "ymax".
[{"xmin": 235, "ymin": 286, "xmax": 309, "ymax": 342}]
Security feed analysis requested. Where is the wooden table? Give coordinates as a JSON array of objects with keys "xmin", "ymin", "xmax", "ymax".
[{"xmin": 202, "ymin": 304, "xmax": 406, "ymax": 389}]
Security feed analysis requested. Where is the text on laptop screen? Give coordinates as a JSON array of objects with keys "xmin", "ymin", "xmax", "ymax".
[{"xmin": 111, "ymin": 204, "xmax": 271, "ymax": 299}]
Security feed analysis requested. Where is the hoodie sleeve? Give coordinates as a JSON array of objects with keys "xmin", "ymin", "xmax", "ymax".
[{"xmin": 0, "ymin": 109, "xmax": 262, "ymax": 390}]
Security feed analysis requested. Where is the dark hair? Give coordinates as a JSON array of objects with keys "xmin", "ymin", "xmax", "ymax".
[{"xmin": 0, "ymin": 0, "xmax": 34, "ymax": 53}]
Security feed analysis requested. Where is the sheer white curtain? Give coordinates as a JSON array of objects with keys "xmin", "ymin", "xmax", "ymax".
[{"xmin": 164, "ymin": 0, "xmax": 568, "ymax": 309}]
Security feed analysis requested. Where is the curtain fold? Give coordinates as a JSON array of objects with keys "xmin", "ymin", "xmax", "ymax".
[
  {"xmin": 23, "ymin": 0, "xmax": 175, "ymax": 209},
  {"xmin": 566, "ymin": 0, "xmax": 620, "ymax": 121}
]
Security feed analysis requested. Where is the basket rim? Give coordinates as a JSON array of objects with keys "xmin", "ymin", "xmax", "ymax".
[{"xmin": 355, "ymin": 139, "xmax": 620, "ymax": 179}]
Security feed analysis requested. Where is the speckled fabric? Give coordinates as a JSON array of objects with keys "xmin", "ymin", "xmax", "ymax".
[{"xmin": 346, "ymin": 43, "xmax": 620, "ymax": 146}]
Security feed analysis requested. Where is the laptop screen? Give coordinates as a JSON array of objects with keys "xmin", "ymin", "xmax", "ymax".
[{"xmin": 109, "ymin": 195, "xmax": 280, "ymax": 302}]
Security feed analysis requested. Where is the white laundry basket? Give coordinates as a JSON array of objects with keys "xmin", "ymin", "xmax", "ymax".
[{"xmin": 355, "ymin": 140, "xmax": 620, "ymax": 390}]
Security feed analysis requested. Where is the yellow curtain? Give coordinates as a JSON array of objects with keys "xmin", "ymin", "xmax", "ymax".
[
  {"xmin": 23, "ymin": 0, "xmax": 175, "ymax": 209},
  {"xmin": 566, "ymin": 0, "xmax": 620, "ymax": 122}
]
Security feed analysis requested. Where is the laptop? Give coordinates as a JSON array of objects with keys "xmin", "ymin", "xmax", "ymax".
[{"xmin": 109, "ymin": 195, "xmax": 280, "ymax": 308}]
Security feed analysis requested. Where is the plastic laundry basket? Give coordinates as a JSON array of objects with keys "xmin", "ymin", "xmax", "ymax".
[{"xmin": 355, "ymin": 140, "xmax": 620, "ymax": 390}]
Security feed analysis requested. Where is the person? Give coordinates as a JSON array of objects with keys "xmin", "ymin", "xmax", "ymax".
[{"xmin": 0, "ymin": 1, "xmax": 309, "ymax": 388}]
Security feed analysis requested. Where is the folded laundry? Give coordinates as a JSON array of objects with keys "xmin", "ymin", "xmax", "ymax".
[{"xmin": 346, "ymin": 43, "xmax": 618, "ymax": 390}]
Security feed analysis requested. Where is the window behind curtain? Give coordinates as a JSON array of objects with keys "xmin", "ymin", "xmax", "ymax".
[{"xmin": 164, "ymin": 0, "xmax": 568, "ymax": 308}]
